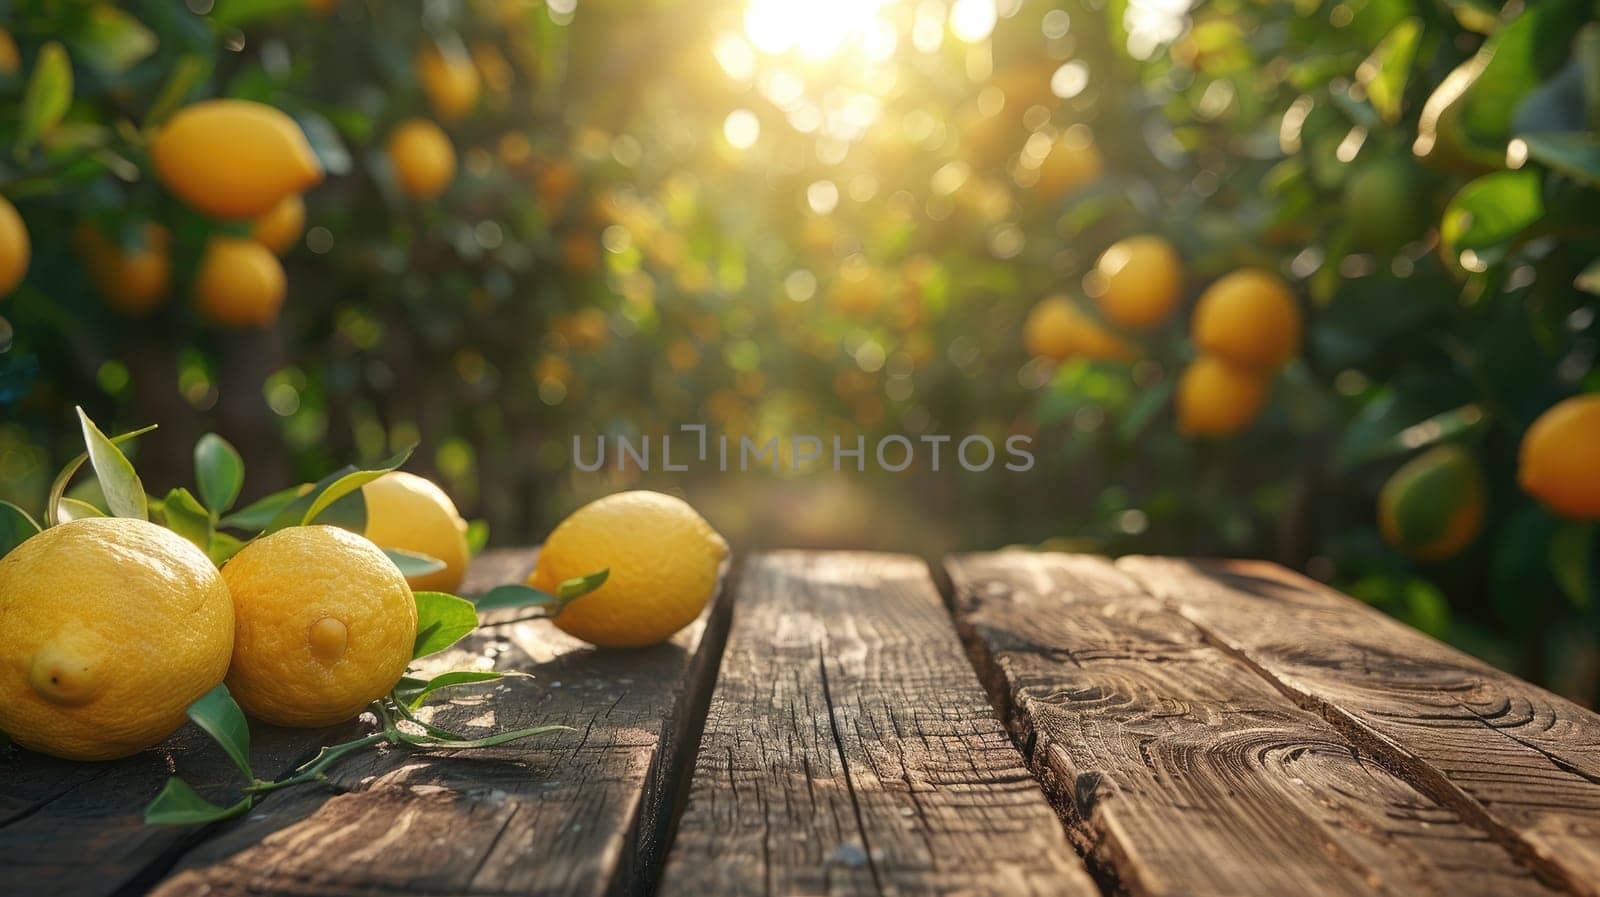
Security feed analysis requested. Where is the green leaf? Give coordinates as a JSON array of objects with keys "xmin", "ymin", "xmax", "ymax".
[
  {"xmin": 56, "ymin": 498, "xmax": 105, "ymax": 522},
  {"xmin": 207, "ymin": 531, "xmax": 246, "ymax": 566},
  {"xmin": 395, "ymin": 670, "xmax": 510, "ymax": 710},
  {"xmin": 402, "ymin": 724, "xmax": 572, "ymax": 749},
  {"xmin": 162, "ymin": 488, "xmax": 212, "ymax": 552},
  {"xmin": 1550, "ymin": 523, "xmax": 1596, "ymax": 609},
  {"xmin": 1440, "ymin": 170, "xmax": 1544, "ymax": 269},
  {"xmin": 144, "ymin": 778, "xmax": 250, "ymax": 826},
  {"xmin": 301, "ymin": 447, "xmax": 413, "ymax": 526},
  {"xmin": 0, "ymin": 501, "xmax": 41, "ymax": 560},
  {"xmin": 412, "ymin": 591, "xmax": 478, "ymax": 658},
  {"xmin": 146, "ymin": 54, "xmax": 210, "ymax": 125},
  {"xmin": 44, "ymin": 424, "xmax": 155, "ymax": 527},
  {"xmin": 473, "ymin": 583, "xmax": 560, "ymax": 612},
  {"xmin": 465, "ymin": 519, "xmax": 490, "ymax": 556},
  {"xmin": 385, "ymin": 547, "xmax": 446, "ymax": 577},
  {"xmin": 209, "ymin": 0, "xmax": 306, "ymax": 28},
  {"xmin": 75, "ymin": 6, "xmax": 158, "ymax": 74},
  {"xmin": 1333, "ymin": 401, "xmax": 1488, "ymax": 472},
  {"xmin": 1516, "ymin": 133, "xmax": 1600, "ymax": 188},
  {"xmin": 557, "ymin": 568, "xmax": 609, "ymax": 601},
  {"xmin": 75, "ymin": 407, "xmax": 147, "ymax": 520},
  {"xmin": 16, "ymin": 42, "xmax": 72, "ymax": 153},
  {"xmin": 186, "ymin": 684, "xmax": 252, "ymax": 781},
  {"xmin": 1358, "ymin": 18, "xmax": 1422, "ymax": 124},
  {"xmin": 219, "ymin": 484, "xmax": 305, "ymax": 532},
  {"xmin": 194, "ymin": 434, "xmax": 245, "ymax": 516}
]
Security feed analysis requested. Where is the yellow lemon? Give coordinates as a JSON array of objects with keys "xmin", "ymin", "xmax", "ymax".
[
  {"xmin": 76, "ymin": 223, "xmax": 172, "ymax": 317},
  {"xmin": 194, "ymin": 237, "xmax": 286, "ymax": 328},
  {"xmin": 1379, "ymin": 444, "xmax": 1486, "ymax": 561},
  {"xmin": 388, "ymin": 118, "xmax": 457, "ymax": 200},
  {"xmin": 0, "ymin": 194, "xmax": 29, "ymax": 298},
  {"xmin": 252, "ymin": 194, "xmax": 306, "ymax": 255},
  {"xmin": 1023, "ymin": 296, "xmax": 1136, "ymax": 362},
  {"xmin": 223, "ymin": 525, "xmax": 416, "ymax": 728},
  {"xmin": 1519, "ymin": 394, "xmax": 1600, "ymax": 520},
  {"xmin": 361, "ymin": 471, "xmax": 470, "ymax": 593},
  {"xmin": 1191, "ymin": 268, "xmax": 1302, "ymax": 370},
  {"xmin": 1091, "ymin": 235, "xmax": 1184, "ymax": 331},
  {"xmin": 529, "ymin": 491, "xmax": 728, "ymax": 648},
  {"xmin": 1176, "ymin": 354, "xmax": 1270, "ymax": 437},
  {"xmin": 416, "ymin": 44, "xmax": 481, "ymax": 121},
  {"xmin": 151, "ymin": 99, "xmax": 323, "ymax": 219},
  {"xmin": 1033, "ymin": 126, "xmax": 1103, "ymax": 200},
  {"xmin": 0, "ymin": 519, "xmax": 234, "ymax": 761}
]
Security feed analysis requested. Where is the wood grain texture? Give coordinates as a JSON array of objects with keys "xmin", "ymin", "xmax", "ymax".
[
  {"xmin": 146, "ymin": 546, "xmax": 729, "ymax": 897},
  {"xmin": 1120, "ymin": 555, "xmax": 1600, "ymax": 897},
  {"xmin": 658, "ymin": 551, "xmax": 1098, "ymax": 897},
  {"xmin": 947, "ymin": 551, "xmax": 1556, "ymax": 897}
]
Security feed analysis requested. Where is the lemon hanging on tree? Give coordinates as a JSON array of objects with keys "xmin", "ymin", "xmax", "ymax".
[
  {"xmin": 529, "ymin": 491, "xmax": 728, "ymax": 648},
  {"xmin": 193, "ymin": 237, "xmax": 286, "ymax": 328},
  {"xmin": 223, "ymin": 525, "xmax": 417, "ymax": 728},
  {"xmin": 1022, "ymin": 296, "xmax": 1136, "ymax": 362},
  {"xmin": 388, "ymin": 118, "xmax": 457, "ymax": 200},
  {"xmin": 0, "ymin": 518, "xmax": 235, "ymax": 761},
  {"xmin": 151, "ymin": 99, "xmax": 323, "ymax": 219},
  {"xmin": 1191, "ymin": 268, "xmax": 1302, "ymax": 370},
  {"xmin": 1379, "ymin": 444, "xmax": 1486, "ymax": 561},
  {"xmin": 1176, "ymin": 355, "xmax": 1270, "ymax": 437},
  {"xmin": 1090, "ymin": 235, "xmax": 1185, "ymax": 331},
  {"xmin": 416, "ymin": 42, "xmax": 481, "ymax": 121},
  {"xmin": 0, "ymin": 194, "xmax": 29, "ymax": 298},
  {"xmin": 76, "ymin": 222, "xmax": 172, "ymax": 317},
  {"xmin": 1519, "ymin": 394, "xmax": 1600, "ymax": 520},
  {"xmin": 252, "ymin": 194, "xmax": 306, "ymax": 255}
]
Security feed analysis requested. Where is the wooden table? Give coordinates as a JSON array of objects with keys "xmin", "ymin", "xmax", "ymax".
[{"xmin": 5, "ymin": 549, "xmax": 1600, "ymax": 897}]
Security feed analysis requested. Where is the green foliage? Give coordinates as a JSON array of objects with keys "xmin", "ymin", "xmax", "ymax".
[{"xmin": 1, "ymin": 0, "xmax": 1598, "ymax": 698}]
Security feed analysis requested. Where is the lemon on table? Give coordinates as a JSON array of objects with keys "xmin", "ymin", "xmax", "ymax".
[
  {"xmin": 0, "ymin": 194, "xmax": 30, "ymax": 298},
  {"xmin": 1176, "ymin": 354, "xmax": 1270, "ymax": 437},
  {"xmin": 1379, "ymin": 444, "xmax": 1486, "ymax": 561},
  {"xmin": 1519, "ymin": 394, "xmax": 1600, "ymax": 520},
  {"xmin": 76, "ymin": 222, "xmax": 172, "ymax": 317},
  {"xmin": 1090, "ymin": 235, "xmax": 1185, "ymax": 331},
  {"xmin": 223, "ymin": 525, "xmax": 417, "ymax": 728},
  {"xmin": 0, "ymin": 518, "xmax": 234, "ymax": 761},
  {"xmin": 151, "ymin": 99, "xmax": 323, "ymax": 220},
  {"xmin": 388, "ymin": 118, "xmax": 457, "ymax": 200},
  {"xmin": 194, "ymin": 237, "xmax": 286, "ymax": 328},
  {"xmin": 530, "ymin": 491, "xmax": 728, "ymax": 648},
  {"xmin": 1191, "ymin": 268, "xmax": 1302, "ymax": 370},
  {"xmin": 252, "ymin": 194, "xmax": 306, "ymax": 255},
  {"xmin": 361, "ymin": 471, "xmax": 470, "ymax": 593}
]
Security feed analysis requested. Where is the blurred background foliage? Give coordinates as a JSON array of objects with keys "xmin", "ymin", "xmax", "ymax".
[{"xmin": 2, "ymin": 0, "xmax": 1599, "ymax": 699}]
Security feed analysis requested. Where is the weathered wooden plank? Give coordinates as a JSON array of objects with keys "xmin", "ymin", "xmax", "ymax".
[
  {"xmin": 1120, "ymin": 555, "xmax": 1600, "ymax": 897},
  {"xmin": 146, "ymin": 546, "xmax": 728, "ymax": 897},
  {"xmin": 658, "ymin": 551, "xmax": 1098, "ymax": 897},
  {"xmin": 947, "ymin": 551, "xmax": 1556, "ymax": 897}
]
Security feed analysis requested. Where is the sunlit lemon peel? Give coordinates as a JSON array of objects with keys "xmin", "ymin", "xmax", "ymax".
[
  {"xmin": 0, "ymin": 518, "xmax": 234, "ymax": 761},
  {"xmin": 223, "ymin": 525, "xmax": 416, "ymax": 728},
  {"xmin": 530, "ymin": 491, "xmax": 728, "ymax": 648},
  {"xmin": 151, "ymin": 99, "xmax": 323, "ymax": 219}
]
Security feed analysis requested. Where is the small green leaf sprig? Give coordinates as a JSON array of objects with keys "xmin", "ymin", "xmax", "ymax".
[{"xmin": 144, "ymin": 567, "xmax": 607, "ymax": 826}]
